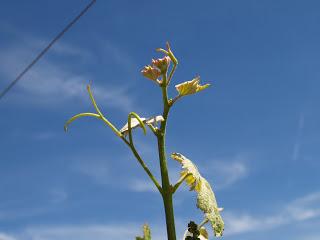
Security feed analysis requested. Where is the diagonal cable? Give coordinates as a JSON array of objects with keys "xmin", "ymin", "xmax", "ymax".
[{"xmin": 0, "ymin": 0, "xmax": 97, "ymax": 100}]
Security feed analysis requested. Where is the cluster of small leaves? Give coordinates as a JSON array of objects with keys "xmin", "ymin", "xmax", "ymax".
[
  {"xmin": 185, "ymin": 221, "xmax": 200, "ymax": 240},
  {"xmin": 136, "ymin": 224, "xmax": 151, "ymax": 240}
]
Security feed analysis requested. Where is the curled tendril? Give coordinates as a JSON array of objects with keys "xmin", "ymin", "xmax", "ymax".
[{"xmin": 64, "ymin": 84, "xmax": 122, "ymax": 137}]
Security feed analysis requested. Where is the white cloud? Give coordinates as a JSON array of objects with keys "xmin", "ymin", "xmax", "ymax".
[
  {"xmin": 73, "ymin": 158, "xmax": 110, "ymax": 185},
  {"xmin": 0, "ymin": 35, "xmax": 136, "ymax": 112},
  {"xmin": 224, "ymin": 191, "xmax": 320, "ymax": 236},
  {"xmin": 223, "ymin": 212, "xmax": 286, "ymax": 235},
  {"xmin": 0, "ymin": 233, "xmax": 16, "ymax": 240},
  {"xmin": 0, "ymin": 207, "xmax": 49, "ymax": 222},
  {"xmin": 0, "ymin": 217, "xmax": 192, "ymax": 240},
  {"xmin": 286, "ymin": 192, "xmax": 320, "ymax": 221},
  {"xmin": 7, "ymin": 190, "xmax": 319, "ymax": 240},
  {"xmin": 202, "ymin": 155, "xmax": 249, "ymax": 190},
  {"xmin": 128, "ymin": 178, "xmax": 158, "ymax": 193},
  {"xmin": 23, "ymin": 224, "xmax": 140, "ymax": 240},
  {"xmin": 70, "ymin": 137, "xmax": 161, "ymax": 191},
  {"xmin": 0, "ymin": 223, "xmax": 168, "ymax": 240},
  {"xmin": 73, "ymin": 154, "xmax": 161, "ymax": 193}
]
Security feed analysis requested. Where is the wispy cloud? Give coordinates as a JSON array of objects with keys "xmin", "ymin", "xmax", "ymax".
[
  {"xmin": 73, "ymin": 158, "xmax": 110, "ymax": 185},
  {"xmin": 0, "ymin": 222, "xmax": 168, "ymax": 240},
  {"xmin": 70, "ymin": 137, "xmax": 160, "ymax": 191},
  {"xmin": 0, "ymin": 207, "xmax": 49, "ymax": 222},
  {"xmin": 73, "ymin": 154, "xmax": 160, "ymax": 193},
  {"xmin": 0, "ymin": 32, "xmax": 137, "ymax": 112},
  {"xmin": 0, "ymin": 189, "xmax": 69, "ymax": 222},
  {"xmin": 23, "ymin": 224, "xmax": 141, "ymax": 240},
  {"xmin": 224, "ymin": 191, "xmax": 320, "ymax": 236},
  {"xmin": 128, "ymin": 178, "xmax": 158, "ymax": 193},
  {"xmin": 0, "ymin": 233, "xmax": 16, "ymax": 240},
  {"xmin": 201, "ymin": 154, "xmax": 249, "ymax": 190}
]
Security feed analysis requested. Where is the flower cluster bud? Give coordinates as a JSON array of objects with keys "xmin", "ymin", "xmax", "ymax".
[
  {"xmin": 152, "ymin": 56, "xmax": 171, "ymax": 74},
  {"xmin": 141, "ymin": 56, "xmax": 171, "ymax": 84},
  {"xmin": 141, "ymin": 43, "xmax": 176, "ymax": 85},
  {"xmin": 141, "ymin": 65, "xmax": 161, "ymax": 82}
]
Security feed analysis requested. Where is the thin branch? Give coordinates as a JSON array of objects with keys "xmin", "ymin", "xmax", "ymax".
[
  {"xmin": 161, "ymin": 74, "xmax": 170, "ymax": 107},
  {"xmin": 87, "ymin": 84, "xmax": 103, "ymax": 116},
  {"xmin": 166, "ymin": 41, "xmax": 178, "ymax": 65},
  {"xmin": 169, "ymin": 95, "xmax": 181, "ymax": 107},
  {"xmin": 86, "ymin": 84, "xmax": 122, "ymax": 137},
  {"xmin": 198, "ymin": 218, "xmax": 209, "ymax": 229},
  {"xmin": 126, "ymin": 113, "xmax": 163, "ymax": 194},
  {"xmin": 172, "ymin": 173, "xmax": 192, "ymax": 194},
  {"xmin": 167, "ymin": 63, "xmax": 177, "ymax": 86}
]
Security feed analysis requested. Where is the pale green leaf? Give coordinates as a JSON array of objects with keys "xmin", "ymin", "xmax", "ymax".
[
  {"xmin": 175, "ymin": 77, "xmax": 210, "ymax": 96},
  {"xmin": 171, "ymin": 153, "xmax": 224, "ymax": 237}
]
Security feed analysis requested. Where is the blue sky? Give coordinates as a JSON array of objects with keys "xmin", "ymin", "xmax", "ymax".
[{"xmin": 0, "ymin": 0, "xmax": 320, "ymax": 239}]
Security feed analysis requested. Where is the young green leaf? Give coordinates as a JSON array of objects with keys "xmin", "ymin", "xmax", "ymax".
[{"xmin": 175, "ymin": 77, "xmax": 210, "ymax": 97}]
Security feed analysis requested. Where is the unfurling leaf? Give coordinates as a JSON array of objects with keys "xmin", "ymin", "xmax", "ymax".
[
  {"xmin": 171, "ymin": 153, "xmax": 224, "ymax": 237},
  {"xmin": 171, "ymin": 153, "xmax": 202, "ymax": 192},
  {"xmin": 175, "ymin": 77, "xmax": 210, "ymax": 97}
]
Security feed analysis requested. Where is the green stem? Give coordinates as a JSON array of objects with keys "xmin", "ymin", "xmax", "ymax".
[
  {"xmin": 125, "ymin": 114, "xmax": 162, "ymax": 194},
  {"xmin": 167, "ymin": 63, "xmax": 177, "ymax": 86},
  {"xmin": 158, "ymin": 74, "xmax": 177, "ymax": 240},
  {"xmin": 169, "ymin": 95, "xmax": 181, "ymax": 107}
]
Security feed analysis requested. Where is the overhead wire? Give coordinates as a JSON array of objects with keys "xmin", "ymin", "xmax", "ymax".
[{"xmin": 0, "ymin": 0, "xmax": 97, "ymax": 100}]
